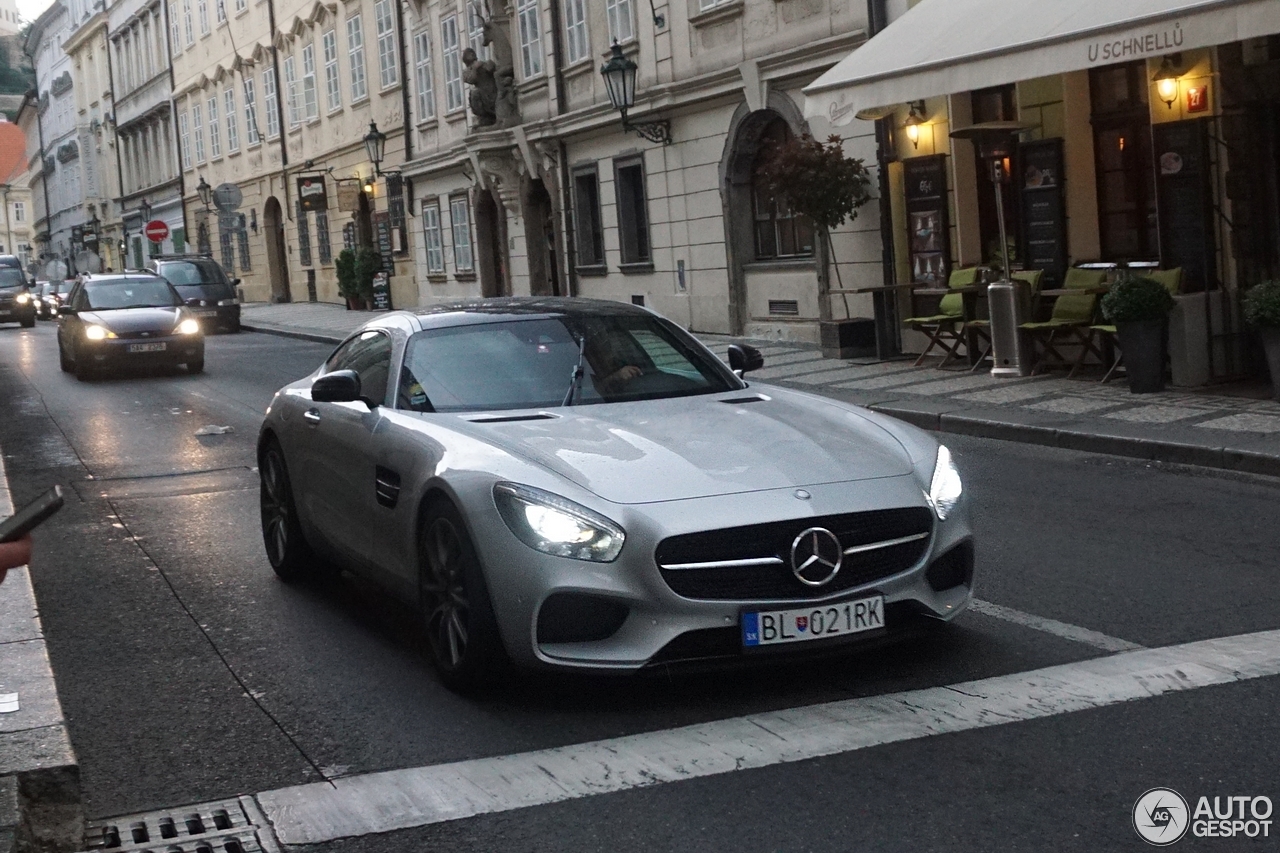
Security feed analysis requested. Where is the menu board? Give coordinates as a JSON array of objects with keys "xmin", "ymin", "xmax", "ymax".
[
  {"xmin": 903, "ymin": 155, "xmax": 950, "ymax": 285},
  {"xmin": 371, "ymin": 271, "xmax": 392, "ymax": 311},
  {"xmin": 1018, "ymin": 138, "xmax": 1066, "ymax": 289},
  {"xmin": 373, "ymin": 211, "xmax": 395, "ymax": 274},
  {"xmin": 1153, "ymin": 119, "xmax": 1214, "ymax": 292}
]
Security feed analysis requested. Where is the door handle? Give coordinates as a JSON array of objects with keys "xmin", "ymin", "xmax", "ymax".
[{"xmin": 303, "ymin": 409, "xmax": 321, "ymax": 425}]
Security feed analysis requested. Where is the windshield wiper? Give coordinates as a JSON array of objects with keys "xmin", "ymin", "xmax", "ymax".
[{"xmin": 562, "ymin": 334, "xmax": 587, "ymax": 407}]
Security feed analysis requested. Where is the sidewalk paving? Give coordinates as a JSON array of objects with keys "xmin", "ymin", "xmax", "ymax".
[{"xmin": 241, "ymin": 301, "xmax": 1280, "ymax": 478}]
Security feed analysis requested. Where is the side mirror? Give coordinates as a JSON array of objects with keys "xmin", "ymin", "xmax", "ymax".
[
  {"xmin": 232, "ymin": 278, "xmax": 242, "ymax": 286},
  {"xmin": 311, "ymin": 369, "xmax": 363, "ymax": 404},
  {"xmin": 727, "ymin": 344, "xmax": 764, "ymax": 376},
  {"xmin": 58, "ymin": 307, "xmax": 77, "ymax": 317}
]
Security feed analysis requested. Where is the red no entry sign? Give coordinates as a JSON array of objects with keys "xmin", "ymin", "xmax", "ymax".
[{"xmin": 144, "ymin": 220, "xmax": 170, "ymax": 242}]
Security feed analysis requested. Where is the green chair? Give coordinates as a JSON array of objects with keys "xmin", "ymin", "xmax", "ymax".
[
  {"xmin": 966, "ymin": 268, "xmax": 1044, "ymax": 372},
  {"xmin": 1021, "ymin": 267, "xmax": 1109, "ymax": 375},
  {"xmin": 1071, "ymin": 268, "xmax": 1182, "ymax": 381},
  {"xmin": 903, "ymin": 267, "xmax": 981, "ymax": 368}
]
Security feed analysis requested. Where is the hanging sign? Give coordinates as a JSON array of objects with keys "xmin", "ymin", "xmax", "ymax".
[
  {"xmin": 297, "ymin": 176, "xmax": 328, "ymax": 212},
  {"xmin": 337, "ymin": 181, "xmax": 362, "ymax": 212}
]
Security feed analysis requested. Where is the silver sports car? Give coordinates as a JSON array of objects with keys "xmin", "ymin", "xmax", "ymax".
[{"xmin": 258, "ymin": 298, "xmax": 973, "ymax": 689}]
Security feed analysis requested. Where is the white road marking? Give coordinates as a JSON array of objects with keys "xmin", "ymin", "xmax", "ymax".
[
  {"xmin": 256, "ymin": 628, "xmax": 1280, "ymax": 845},
  {"xmin": 969, "ymin": 599, "xmax": 1145, "ymax": 653}
]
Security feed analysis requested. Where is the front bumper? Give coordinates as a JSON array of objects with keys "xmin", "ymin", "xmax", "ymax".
[
  {"xmin": 467, "ymin": 475, "xmax": 974, "ymax": 672},
  {"xmin": 187, "ymin": 303, "xmax": 240, "ymax": 332},
  {"xmin": 81, "ymin": 334, "xmax": 204, "ymax": 368},
  {"xmin": 0, "ymin": 300, "xmax": 36, "ymax": 323}
]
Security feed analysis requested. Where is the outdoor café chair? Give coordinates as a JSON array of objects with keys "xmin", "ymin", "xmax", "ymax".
[
  {"xmin": 902, "ymin": 267, "xmax": 982, "ymax": 368},
  {"xmin": 1070, "ymin": 267, "xmax": 1183, "ymax": 382},
  {"xmin": 1020, "ymin": 267, "xmax": 1110, "ymax": 375}
]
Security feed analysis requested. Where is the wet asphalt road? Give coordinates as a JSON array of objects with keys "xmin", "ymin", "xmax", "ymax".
[{"xmin": 1, "ymin": 320, "xmax": 1279, "ymax": 851}]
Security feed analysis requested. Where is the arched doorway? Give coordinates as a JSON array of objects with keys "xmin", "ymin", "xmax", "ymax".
[
  {"xmin": 474, "ymin": 189, "xmax": 508, "ymax": 298},
  {"xmin": 524, "ymin": 177, "xmax": 560, "ymax": 296},
  {"xmin": 263, "ymin": 197, "xmax": 291, "ymax": 303},
  {"xmin": 719, "ymin": 96, "xmax": 814, "ymax": 335}
]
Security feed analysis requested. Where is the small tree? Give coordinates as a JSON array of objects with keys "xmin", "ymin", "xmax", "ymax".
[
  {"xmin": 756, "ymin": 133, "xmax": 874, "ymax": 313},
  {"xmin": 354, "ymin": 247, "xmax": 383, "ymax": 303},
  {"xmin": 335, "ymin": 249, "xmax": 359, "ymax": 305}
]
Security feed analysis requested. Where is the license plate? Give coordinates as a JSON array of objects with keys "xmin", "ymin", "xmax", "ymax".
[
  {"xmin": 742, "ymin": 596, "xmax": 885, "ymax": 647},
  {"xmin": 128, "ymin": 342, "xmax": 167, "ymax": 353}
]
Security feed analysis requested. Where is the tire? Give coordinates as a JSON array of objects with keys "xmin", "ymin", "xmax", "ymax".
[
  {"xmin": 73, "ymin": 347, "xmax": 93, "ymax": 381},
  {"xmin": 418, "ymin": 500, "xmax": 506, "ymax": 691},
  {"xmin": 188, "ymin": 357, "xmax": 205, "ymax": 374},
  {"xmin": 259, "ymin": 440, "xmax": 318, "ymax": 582},
  {"xmin": 58, "ymin": 340, "xmax": 71, "ymax": 373},
  {"xmin": 20, "ymin": 315, "xmax": 34, "ymax": 328}
]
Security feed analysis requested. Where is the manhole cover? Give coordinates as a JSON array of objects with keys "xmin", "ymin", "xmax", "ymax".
[{"xmin": 78, "ymin": 796, "xmax": 279, "ymax": 853}]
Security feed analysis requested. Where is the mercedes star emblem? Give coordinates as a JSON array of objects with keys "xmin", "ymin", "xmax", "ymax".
[{"xmin": 790, "ymin": 527, "xmax": 843, "ymax": 587}]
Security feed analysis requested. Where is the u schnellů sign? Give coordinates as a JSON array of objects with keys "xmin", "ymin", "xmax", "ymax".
[{"xmin": 297, "ymin": 177, "xmax": 328, "ymax": 212}]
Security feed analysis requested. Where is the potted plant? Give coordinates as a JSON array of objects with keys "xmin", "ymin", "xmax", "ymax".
[
  {"xmin": 1100, "ymin": 273, "xmax": 1176, "ymax": 393},
  {"xmin": 1243, "ymin": 280, "xmax": 1280, "ymax": 400},
  {"xmin": 335, "ymin": 249, "xmax": 362, "ymax": 309},
  {"xmin": 354, "ymin": 247, "xmax": 383, "ymax": 308}
]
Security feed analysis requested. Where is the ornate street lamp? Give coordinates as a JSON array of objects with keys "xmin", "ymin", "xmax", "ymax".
[
  {"xmin": 196, "ymin": 176, "xmax": 213, "ymax": 209},
  {"xmin": 903, "ymin": 101, "xmax": 926, "ymax": 150},
  {"xmin": 364, "ymin": 121, "xmax": 388, "ymax": 176},
  {"xmin": 1153, "ymin": 55, "xmax": 1181, "ymax": 109},
  {"xmin": 600, "ymin": 42, "xmax": 671, "ymax": 145},
  {"xmin": 139, "ymin": 198, "xmax": 151, "ymax": 223}
]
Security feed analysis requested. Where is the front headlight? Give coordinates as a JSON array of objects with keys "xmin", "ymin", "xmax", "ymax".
[
  {"xmin": 84, "ymin": 324, "xmax": 116, "ymax": 340},
  {"xmin": 926, "ymin": 445, "xmax": 963, "ymax": 521},
  {"xmin": 16, "ymin": 293, "xmax": 31, "ymax": 304},
  {"xmin": 176, "ymin": 318, "xmax": 201, "ymax": 335},
  {"xmin": 493, "ymin": 482, "xmax": 625, "ymax": 562},
  {"xmin": 217, "ymin": 298, "xmax": 239, "ymax": 306}
]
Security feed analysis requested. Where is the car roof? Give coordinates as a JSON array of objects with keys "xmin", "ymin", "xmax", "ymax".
[{"xmin": 81, "ymin": 272, "xmax": 168, "ymax": 283}]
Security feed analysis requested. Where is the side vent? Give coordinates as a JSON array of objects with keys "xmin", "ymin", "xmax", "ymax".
[
  {"xmin": 719, "ymin": 394, "xmax": 770, "ymax": 405},
  {"xmin": 768, "ymin": 299, "xmax": 800, "ymax": 316},
  {"xmin": 465, "ymin": 413, "xmax": 560, "ymax": 424},
  {"xmin": 374, "ymin": 466, "xmax": 401, "ymax": 509}
]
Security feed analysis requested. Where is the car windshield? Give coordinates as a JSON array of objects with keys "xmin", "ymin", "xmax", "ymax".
[
  {"xmin": 0, "ymin": 269, "xmax": 25, "ymax": 290},
  {"xmin": 83, "ymin": 278, "xmax": 179, "ymax": 310},
  {"xmin": 398, "ymin": 314, "xmax": 737, "ymax": 413},
  {"xmin": 159, "ymin": 260, "xmax": 228, "ymax": 287}
]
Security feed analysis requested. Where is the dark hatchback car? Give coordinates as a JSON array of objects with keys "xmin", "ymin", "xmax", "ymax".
[
  {"xmin": 57, "ymin": 273, "xmax": 205, "ymax": 380},
  {"xmin": 149, "ymin": 255, "xmax": 241, "ymax": 333},
  {"xmin": 0, "ymin": 267, "xmax": 36, "ymax": 327},
  {"xmin": 37, "ymin": 281, "xmax": 71, "ymax": 320}
]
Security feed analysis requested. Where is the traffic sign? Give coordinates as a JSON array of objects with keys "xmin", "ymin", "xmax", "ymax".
[
  {"xmin": 144, "ymin": 220, "xmax": 170, "ymax": 242},
  {"xmin": 213, "ymin": 183, "xmax": 243, "ymax": 212}
]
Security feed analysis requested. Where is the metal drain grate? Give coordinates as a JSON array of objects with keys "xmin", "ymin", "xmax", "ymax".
[{"xmin": 78, "ymin": 796, "xmax": 279, "ymax": 853}]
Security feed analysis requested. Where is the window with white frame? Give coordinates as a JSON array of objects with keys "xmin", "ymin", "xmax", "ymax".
[
  {"xmin": 179, "ymin": 109, "xmax": 191, "ymax": 168},
  {"xmin": 422, "ymin": 200, "xmax": 444, "ymax": 273},
  {"xmin": 207, "ymin": 95, "xmax": 221, "ymax": 157},
  {"xmin": 12, "ymin": 201, "xmax": 24, "ymax": 222},
  {"xmin": 322, "ymin": 29, "xmax": 340, "ymax": 112},
  {"xmin": 699, "ymin": 0, "xmax": 733, "ymax": 8},
  {"xmin": 182, "ymin": 0, "xmax": 193, "ymax": 45},
  {"xmin": 606, "ymin": 0, "xmax": 634, "ymax": 43},
  {"xmin": 263, "ymin": 67, "xmax": 280, "ymax": 137},
  {"xmin": 192, "ymin": 102, "xmax": 205, "ymax": 162},
  {"xmin": 235, "ymin": 0, "xmax": 245, "ymax": 10},
  {"xmin": 215, "ymin": 0, "xmax": 225, "ymax": 23},
  {"xmin": 413, "ymin": 31, "xmax": 434, "ymax": 120},
  {"xmin": 224, "ymin": 87, "xmax": 239, "ymax": 151},
  {"xmin": 450, "ymin": 196, "xmax": 473, "ymax": 272},
  {"xmin": 243, "ymin": 76, "xmax": 259, "ymax": 143},
  {"xmin": 374, "ymin": 0, "xmax": 397, "ymax": 88},
  {"xmin": 169, "ymin": 2, "xmax": 180, "ymax": 54},
  {"xmin": 467, "ymin": 6, "xmax": 488, "ymax": 61},
  {"xmin": 346, "ymin": 15, "xmax": 367, "ymax": 101},
  {"xmin": 564, "ymin": 0, "xmax": 587, "ymax": 63},
  {"xmin": 442, "ymin": 15, "xmax": 462, "ymax": 113},
  {"xmin": 197, "ymin": 0, "xmax": 208, "ymax": 35},
  {"xmin": 301, "ymin": 43, "xmax": 318, "ymax": 119},
  {"xmin": 284, "ymin": 55, "xmax": 300, "ymax": 127},
  {"xmin": 517, "ymin": 0, "xmax": 541, "ymax": 79}
]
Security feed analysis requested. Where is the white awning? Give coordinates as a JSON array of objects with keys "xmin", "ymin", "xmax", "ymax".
[{"xmin": 805, "ymin": 0, "xmax": 1280, "ymax": 125}]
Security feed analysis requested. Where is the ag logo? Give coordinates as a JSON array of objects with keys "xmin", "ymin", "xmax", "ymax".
[{"xmin": 1134, "ymin": 788, "xmax": 1190, "ymax": 845}]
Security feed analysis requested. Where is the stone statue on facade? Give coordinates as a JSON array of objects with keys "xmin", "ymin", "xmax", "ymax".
[{"xmin": 463, "ymin": 6, "xmax": 520, "ymax": 129}]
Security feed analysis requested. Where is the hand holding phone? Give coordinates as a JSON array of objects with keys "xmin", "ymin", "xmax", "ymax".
[{"xmin": 0, "ymin": 486, "xmax": 64, "ymax": 544}]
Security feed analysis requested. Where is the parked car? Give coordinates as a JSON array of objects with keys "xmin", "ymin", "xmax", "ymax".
[
  {"xmin": 37, "ymin": 281, "xmax": 71, "ymax": 320},
  {"xmin": 258, "ymin": 298, "xmax": 974, "ymax": 690},
  {"xmin": 148, "ymin": 254, "xmax": 241, "ymax": 333},
  {"xmin": 0, "ymin": 267, "xmax": 36, "ymax": 328},
  {"xmin": 57, "ymin": 272, "xmax": 205, "ymax": 380}
]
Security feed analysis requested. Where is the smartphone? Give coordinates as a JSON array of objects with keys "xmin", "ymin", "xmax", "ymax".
[{"xmin": 0, "ymin": 486, "xmax": 64, "ymax": 543}]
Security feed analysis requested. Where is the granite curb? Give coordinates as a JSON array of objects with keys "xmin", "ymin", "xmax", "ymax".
[{"xmin": 238, "ymin": 313, "xmax": 1280, "ymax": 479}]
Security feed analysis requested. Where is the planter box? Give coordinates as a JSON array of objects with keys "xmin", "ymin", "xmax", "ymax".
[{"xmin": 820, "ymin": 318, "xmax": 876, "ymax": 360}]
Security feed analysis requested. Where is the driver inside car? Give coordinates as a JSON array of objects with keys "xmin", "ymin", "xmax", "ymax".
[{"xmin": 584, "ymin": 329, "xmax": 650, "ymax": 395}]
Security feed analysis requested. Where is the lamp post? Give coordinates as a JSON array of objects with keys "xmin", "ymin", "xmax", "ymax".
[
  {"xmin": 600, "ymin": 42, "xmax": 671, "ymax": 145},
  {"xmin": 363, "ymin": 121, "xmax": 388, "ymax": 176},
  {"xmin": 139, "ymin": 198, "xmax": 151, "ymax": 223},
  {"xmin": 196, "ymin": 176, "xmax": 213, "ymax": 209}
]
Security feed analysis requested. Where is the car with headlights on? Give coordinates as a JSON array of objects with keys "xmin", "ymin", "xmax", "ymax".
[
  {"xmin": 56, "ymin": 272, "xmax": 205, "ymax": 380},
  {"xmin": 37, "ymin": 281, "xmax": 70, "ymax": 320},
  {"xmin": 258, "ymin": 298, "xmax": 973, "ymax": 689},
  {"xmin": 0, "ymin": 267, "xmax": 36, "ymax": 328},
  {"xmin": 149, "ymin": 254, "xmax": 241, "ymax": 333}
]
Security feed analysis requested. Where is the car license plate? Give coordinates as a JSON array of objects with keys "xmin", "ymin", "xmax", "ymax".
[
  {"xmin": 742, "ymin": 596, "xmax": 884, "ymax": 647},
  {"xmin": 128, "ymin": 342, "xmax": 167, "ymax": 353}
]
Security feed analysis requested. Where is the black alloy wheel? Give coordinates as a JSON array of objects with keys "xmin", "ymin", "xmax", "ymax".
[
  {"xmin": 259, "ymin": 440, "xmax": 316, "ymax": 582},
  {"xmin": 418, "ymin": 501, "xmax": 505, "ymax": 690}
]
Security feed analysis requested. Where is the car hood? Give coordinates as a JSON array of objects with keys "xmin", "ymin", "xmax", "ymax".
[
  {"xmin": 448, "ymin": 389, "xmax": 915, "ymax": 504},
  {"xmin": 82, "ymin": 307, "xmax": 182, "ymax": 332}
]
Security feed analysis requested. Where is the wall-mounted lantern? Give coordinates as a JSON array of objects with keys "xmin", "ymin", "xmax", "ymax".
[
  {"xmin": 600, "ymin": 42, "xmax": 671, "ymax": 145},
  {"xmin": 904, "ymin": 101, "xmax": 926, "ymax": 150},
  {"xmin": 1153, "ymin": 55, "xmax": 1181, "ymax": 109}
]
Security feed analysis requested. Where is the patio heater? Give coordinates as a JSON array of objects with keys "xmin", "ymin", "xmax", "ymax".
[{"xmin": 950, "ymin": 121, "xmax": 1033, "ymax": 377}]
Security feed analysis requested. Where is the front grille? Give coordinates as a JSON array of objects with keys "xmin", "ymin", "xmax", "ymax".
[{"xmin": 655, "ymin": 507, "xmax": 933, "ymax": 601}]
